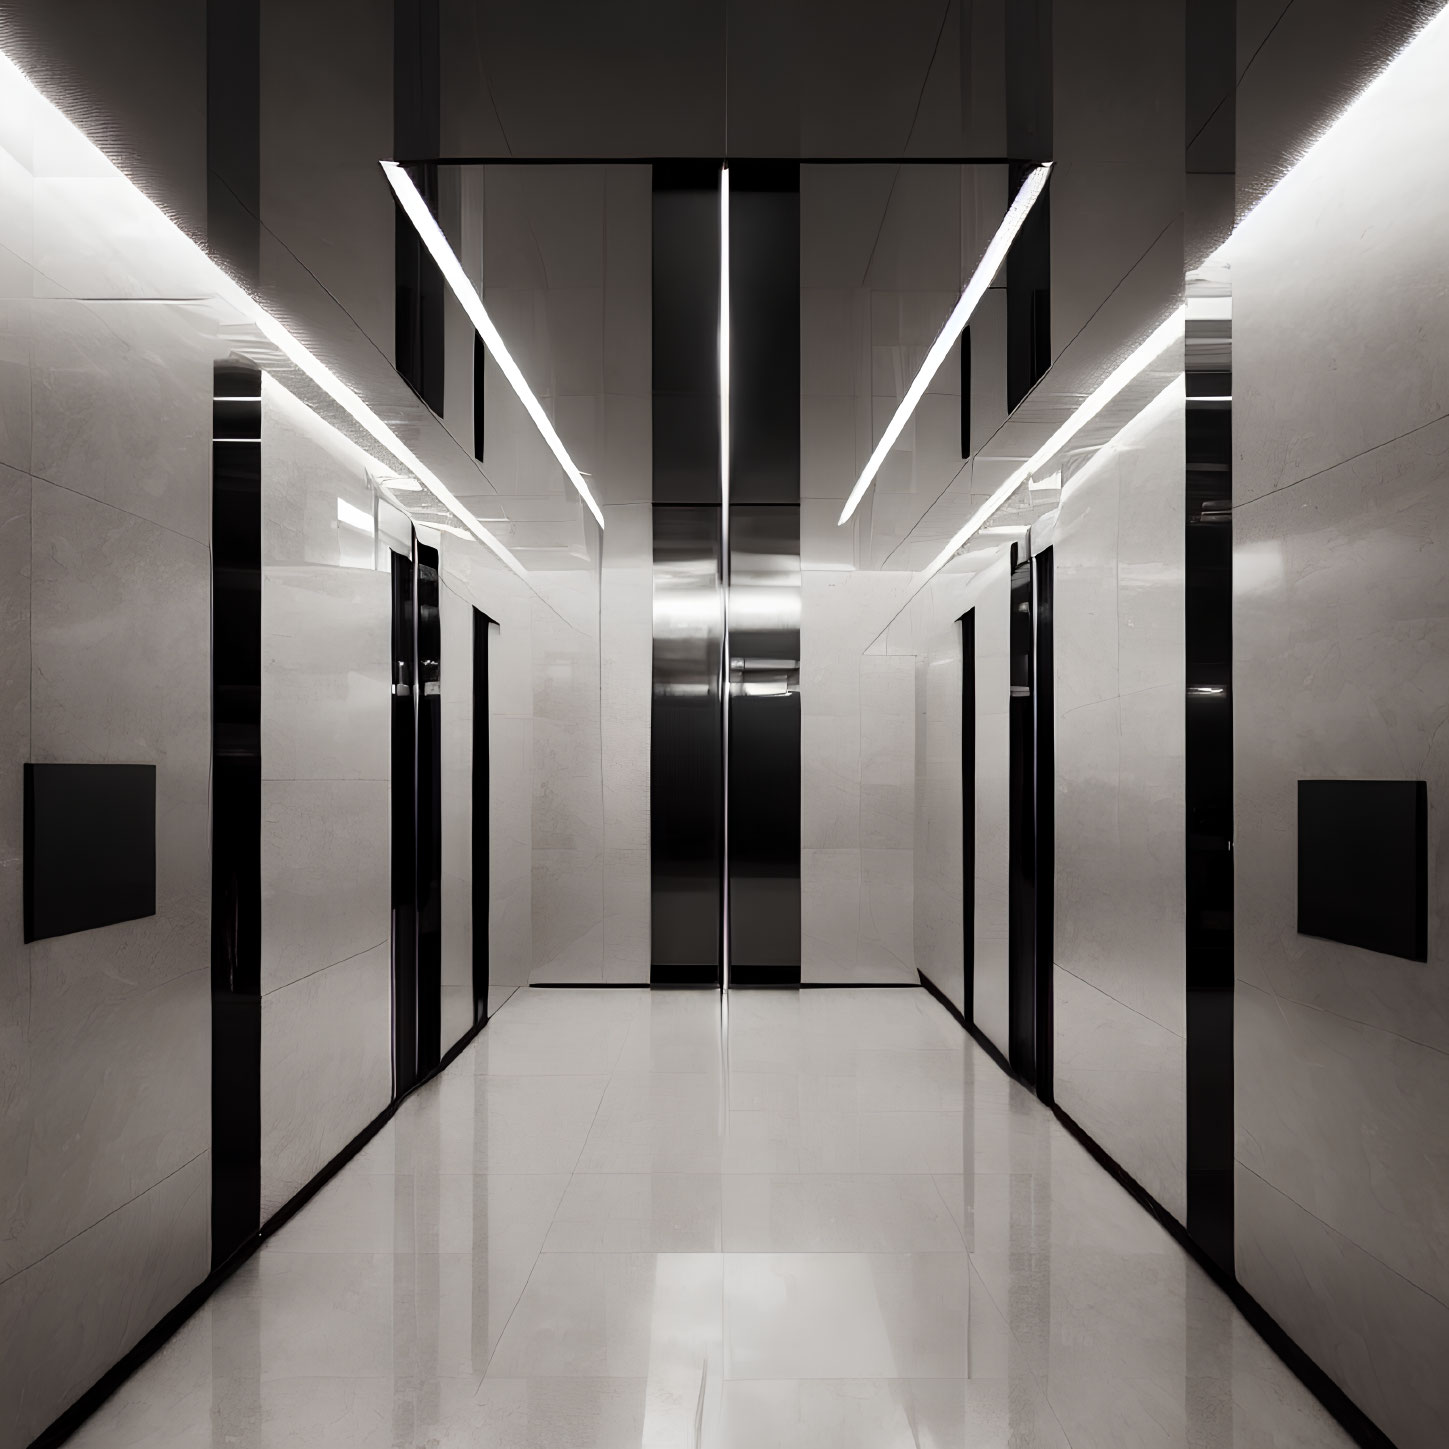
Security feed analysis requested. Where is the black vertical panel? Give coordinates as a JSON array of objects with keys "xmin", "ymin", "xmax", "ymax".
[
  {"xmin": 729, "ymin": 162, "xmax": 799, "ymax": 506},
  {"xmin": 727, "ymin": 163, "xmax": 801, "ymax": 983},
  {"xmin": 651, "ymin": 507, "xmax": 724, "ymax": 983},
  {"xmin": 727, "ymin": 508, "xmax": 801, "ymax": 983},
  {"xmin": 210, "ymin": 362, "xmax": 262, "ymax": 1268},
  {"xmin": 1006, "ymin": 163, "xmax": 1051, "ymax": 414},
  {"xmin": 960, "ymin": 611, "xmax": 977, "ymax": 1015},
  {"xmin": 1034, "ymin": 547, "xmax": 1055, "ymax": 1105},
  {"xmin": 473, "ymin": 332, "xmax": 487, "ymax": 462},
  {"xmin": 1007, "ymin": 549, "xmax": 1037, "ymax": 1081},
  {"xmin": 415, "ymin": 542, "xmax": 442, "ymax": 1074},
  {"xmin": 1005, "ymin": 0, "xmax": 1053, "ymax": 162},
  {"xmin": 1186, "ymin": 386, "xmax": 1234, "ymax": 1275},
  {"xmin": 652, "ymin": 163, "xmax": 722, "ymax": 506},
  {"xmin": 206, "ymin": 0, "xmax": 259, "ymax": 283},
  {"xmin": 391, "ymin": 550, "xmax": 419, "ymax": 1093},
  {"xmin": 960, "ymin": 327, "xmax": 972, "ymax": 458},
  {"xmin": 471, "ymin": 611, "xmax": 492, "ymax": 1024},
  {"xmin": 651, "ymin": 164, "xmax": 724, "ymax": 983},
  {"xmin": 394, "ymin": 0, "xmax": 444, "ymax": 413}
]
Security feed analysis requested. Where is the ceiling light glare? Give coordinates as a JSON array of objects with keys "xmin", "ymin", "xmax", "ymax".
[
  {"xmin": 837, "ymin": 162, "xmax": 1052, "ymax": 526},
  {"xmin": 0, "ymin": 49, "xmax": 529, "ymax": 581},
  {"xmin": 919, "ymin": 305, "xmax": 1185, "ymax": 582},
  {"xmin": 1225, "ymin": 4, "xmax": 1449, "ymax": 252},
  {"xmin": 337, "ymin": 497, "xmax": 376, "ymax": 535},
  {"xmin": 382, "ymin": 161, "xmax": 606, "ymax": 531}
]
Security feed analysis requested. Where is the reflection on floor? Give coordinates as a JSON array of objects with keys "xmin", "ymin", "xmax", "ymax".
[{"xmin": 70, "ymin": 987, "xmax": 1352, "ymax": 1448}]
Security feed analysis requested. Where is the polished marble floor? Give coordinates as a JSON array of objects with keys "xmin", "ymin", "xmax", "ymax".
[{"xmin": 69, "ymin": 987, "xmax": 1353, "ymax": 1448}]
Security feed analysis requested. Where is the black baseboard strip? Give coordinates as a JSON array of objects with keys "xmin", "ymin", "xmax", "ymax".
[
  {"xmin": 27, "ymin": 1009, "xmax": 493, "ymax": 1449},
  {"xmin": 917, "ymin": 969, "xmax": 1397, "ymax": 1449}
]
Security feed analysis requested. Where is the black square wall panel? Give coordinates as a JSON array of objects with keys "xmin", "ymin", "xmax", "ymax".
[
  {"xmin": 24, "ymin": 763, "xmax": 157, "ymax": 942},
  {"xmin": 1297, "ymin": 779, "xmax": 1427, "ymax": 962}
]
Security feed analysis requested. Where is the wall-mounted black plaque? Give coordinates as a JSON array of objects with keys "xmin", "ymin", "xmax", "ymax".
[
  {"xmin": 1298, "ymin": 779, "xmax": 1427, "ymax": 962},
  {"xmin": 24, "ymin": 763, "xmax": 157, "ymax": 942}
]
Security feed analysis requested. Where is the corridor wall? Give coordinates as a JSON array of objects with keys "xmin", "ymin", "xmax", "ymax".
[
  {"xmin": 1050, "ymin": 378, "xmax": 1187, "ymax": 1222},
  {"xmin": 0, "ymin": 74, "xmax": 215, "ymax": 1447},
  {"xmin": 257, "ymin": 380, "xmax": 393, "ymax": 1217},
  {"xmin": 1229, "ymin": 9, "xmax": 1449, "ymax": 1444}
]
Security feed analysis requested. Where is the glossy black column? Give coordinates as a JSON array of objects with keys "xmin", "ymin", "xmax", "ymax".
[
  {"xmin": 1185, "ymin": 361, "xmax": 1234, "ymax": 1275},
  {"xmin": 1007, "ymin": 548, "xmax": 1037, "ymax": 1081},
  {"xmin": 390, "ymin": 549, "xmax": 419, "ymax": 1092},
  {"xmin": 1033, "ymin": 547, "xmax": 1055, "ymax": 1105},
  {"xmin": 210, "ymin": 363, "xmax": 262, "ymax": 1268},
  {"xmin": 650, "ymin": 164, "xmax": 724, "ymax": 985},
  {"xmin": 415, "ymin": 542, "xmax": 443, "ymax": 1073},
  {"xmin": 727, "ymin": 162, "xmax": 801, "ymax": 985},
  {"xmin": 394, "ymin": 0, "xmax": 444, "ymax": 413},
  {"xmin": 960, "ymin": 610, "xmax": 977, "ymax": 1014},
  {"xmin": 471, "ymin": 610, "xmax": 493, "ymax": 1024}
]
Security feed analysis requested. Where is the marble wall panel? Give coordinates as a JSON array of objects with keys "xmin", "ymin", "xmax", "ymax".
[
  {"xmin": 259, "ymin": 564, "xmax": 391, "ymax": 783},
  {"xmin": 1051, "ymin": 383, "xmax": 1185, "ymax": 1219},
  {"xmin": 1235, "ymin": 1162, "xmax": 1449, "ymax": 1449},
  {"xmin": 28, "ymin": 300, "xmax": 213, "ymax": 544},
  {"xmin": 0, "ymin": 1150, "xmax": 209, "ymax": 1449},
  {"xmin": 259, "ymin": 943, "xmax": 392, "ymax": 1218},
  {"xmin": 260, "ymin": 778, "xmax": 389, "ymax": 996},
  {"xmin": 1231, "ymin": 3, "xmax": 1449, "ymax": 501},
  {"xmin": 1231, "ymin": 18, "xmax": 1449, "ymax": 1437},
  {"xmin": 22, "ymin": 475, "xmax": 212, "ymax": 1266},
  {"xmin": 259, "ymin": 379, "xmax": 395, "ymax": 1218}
]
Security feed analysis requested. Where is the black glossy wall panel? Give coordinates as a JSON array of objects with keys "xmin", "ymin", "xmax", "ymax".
[
  {"xmin": 651, "ymin": 506, "xmax": 723, "ymax": 982},
  {"xmin": 1185, "ymin": 366, "xmax": 1234, "ymax": 1274},
  {"xmin": 210, "ymin": 360, "xmax": 262, "ymax": 1269},
  {"xmin": 960, "ymin": 610, "xmax": 976, "ymax": 1009},
  {"xmin": 728, "ymin": 162, "xmax": 799, "ymax": 506},
  {"xmin": 1034, "ymin": 548, "xmax": 1055, "ymax": 1105},
  {"xmin": 728, "ymin": 506, "xmax": 801, "ymax": 983},
  {"xmin": 415, "ymin": 542, "xmax": 443, "ymax": 1072},
  {"xmin": 1007, "ymin": 550, "xmax": 1037, "ymax": 1081},
  {"xmin": 1298, "ymin": 780, "xmax": 1427, "ymax": 962},
  {"xmin": 652, "ymin": 163, "xmax": 722, "ymax": 506},
  {"xmin": 472, "ymin": 610, "xmax": 493, "ymax": 1023},
  {"xmin": 24, "ymin": 764, "xmax": 155, "ymax": 943},
  {"xmin": 391, "ymin": 548, "xmax": 420, "ymax": 1091}
]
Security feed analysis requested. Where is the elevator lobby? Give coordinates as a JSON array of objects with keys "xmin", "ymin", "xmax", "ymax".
[{"xmin": 2, "ymin": 3, "xmax": 1446, "ymax": 1447}]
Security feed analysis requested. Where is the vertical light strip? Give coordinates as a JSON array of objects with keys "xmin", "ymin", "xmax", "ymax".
[
  {"xmin": 382, "ymin": 160, "xmax": 607, "ymax": 530},
  {"xmin": 837, "ymin": 162, "xmax": 1053, "ymax": 525},
  {"xmin": 719, "ymin": 163, "xmax": 731, "ymax": 994}
]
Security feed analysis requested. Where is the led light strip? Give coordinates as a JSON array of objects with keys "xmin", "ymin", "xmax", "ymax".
[
  {"xmin": 719, "ymin": 163, "xmax": 731, "ymax": 995},
  {"xmin": 0, "ymin": 48, "xmax": 529, "ymax": 581},
  {"xmin": 383, "ymin": 161, "xmax": 607, "ymax": 531},
  {"xmin": 837, "ymin": 162, "xmax": 1053, "ymax": 526},
  {"xmin": 919, "ymin": 305, "xmax": 1185, "ymax": 582}
]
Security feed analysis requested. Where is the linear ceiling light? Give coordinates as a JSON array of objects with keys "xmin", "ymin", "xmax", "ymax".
[
  {"xmin": 919, "ymin": 304, "xmax": 1185, "ymax": 583},
  {"xmin": 719, "ymin": 162, "xmax": 731, "ymax": 995},
  {"xmin": 837, "ymin": 162, "xmax": 1053, "ymax": 526},
  {"xmin": 0, "ymin": 49, "xmax": 529, "ymax": 581},
  {"xmin": 382, "ymin": 160, "xmax": 607, "ymax": 531}
]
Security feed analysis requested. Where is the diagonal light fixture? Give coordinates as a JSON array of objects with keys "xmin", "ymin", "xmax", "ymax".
[
  {"xmin": 383, "ymin": 160, "xmax": 607, "ymax": 531},
  {"xmin": 837, "ymin": 162, "xmax": 1053, "ymax": 526},
  {"xmin": 919, "ymin": 303, "xmax": 1186, "ymax": 583}
]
